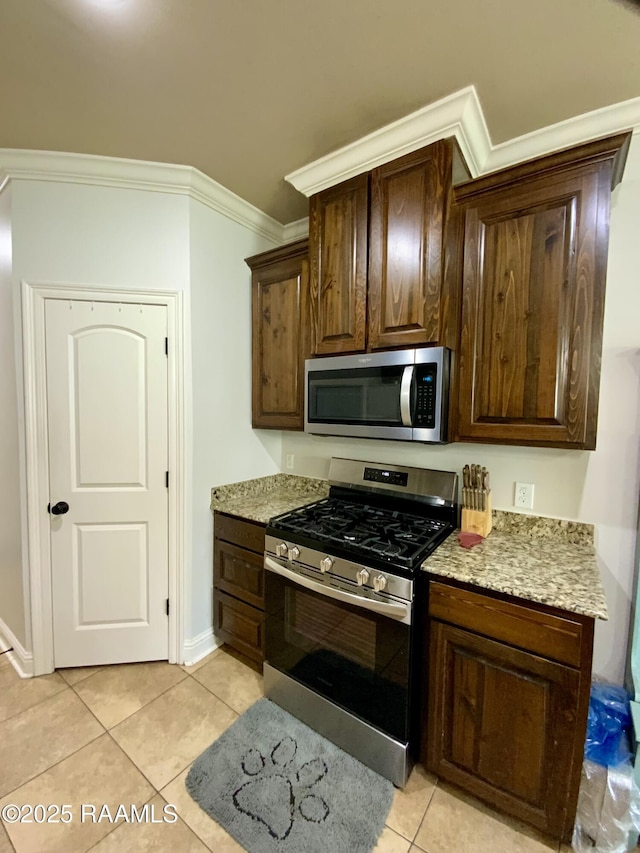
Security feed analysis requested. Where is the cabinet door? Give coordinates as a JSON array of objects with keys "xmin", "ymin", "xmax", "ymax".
[
  {"xmin": 309, "ymin": 174, "xmax": 368, "ymax": 354},
  {"xmin": 455, "ymin": 135, "xmax": 629, "ymax": 449},
  {"xmin": 426, "ymin": 620, "xmax": 583, "ymax": 840},
  {"xmin": 214, "ymin": 539, "xmax": 264, "ymax": 609},
  {"xmin": 249, "ymin": 241, "xmax": 309, "ymax": 429},
  {"xmin": 214, "ymin": 589, "xmax": 264, "ymax": 665},
  {"xmin": 368, "ymin": 141, "xmax": 450, "ymax": 350}
]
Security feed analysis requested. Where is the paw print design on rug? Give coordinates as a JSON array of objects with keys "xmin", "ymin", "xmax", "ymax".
[{"xmin": 232, "ymin": 736, "xmax": 330, "ymax": 840}]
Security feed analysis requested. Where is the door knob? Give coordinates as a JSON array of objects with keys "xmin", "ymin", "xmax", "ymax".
[{"xmin": 49, "ymin": 501, "xmax": 70, "ymax": 516}]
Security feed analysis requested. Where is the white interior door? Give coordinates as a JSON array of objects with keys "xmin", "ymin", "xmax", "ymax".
[{"xmin": 45, "ymin": 299, "xmax": 169, "ymax": 667}]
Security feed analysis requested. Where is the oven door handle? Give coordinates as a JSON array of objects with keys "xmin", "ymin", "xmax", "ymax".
[
  {"xmin": 264, "ymin": 556, "xmax": 411, "ymax": 624},
  {"xmin": 400, "ymin": 365, "xmax": 414, "ymax": 427}
]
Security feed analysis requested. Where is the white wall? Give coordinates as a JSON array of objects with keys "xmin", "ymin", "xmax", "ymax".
[
  {"xmin": 188, "ymin": 197, "xmax": 281, "ymax": 639},
  {"xmin": 282, "ymin": 131, "xmax": 640, "ymax": 685},
  {"xmin": 7, "ymin": 178, "xmax": 282, "ymax": 659},
  {"xmin": 0, "ymin": 184, "xmax": 27, "ymax": 649},
  {"xmin": 9, "ymin": 180, "xmax": 191, "ymax": 655}
]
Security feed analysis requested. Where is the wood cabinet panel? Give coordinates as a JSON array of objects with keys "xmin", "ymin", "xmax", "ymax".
[
  {"xmin": 423, "ymin": 577, "xmax": 594, "ymax": 843},
  {"xmin": 309, "ymin": 139, "xmax": 468, "ymax": 357},
  {"xmin": 214, "ymin": 539, "xmax": 264, "ymax": 609},
  {"xmin": 247, "ymin": 239, "xmax": 309, "ymax": 430},
  {"xmin": 309, "ymin": 174, "xmax": 368, "ymax": 354},
  {"xmin": 214, "ymin": 589, "xmax": 264, "ymax": 664},
  {"xmin": 427, "ymin": 620, "xmax": 584, "ymax": 840},
  {"xmin": 368, "ymin": 141, "xmax": 450, "ymax": 349},
  {"xmin": 429, "ymin": 580, "xmax": 586, "ymax": 667},
  {"xmin": 214, "ymin": 512, "xmax": 267, "ymax": 555},
  {"xmin": 455, "ymin": 133, "xmax": 630, "ymax": 449},
  {"xmin": 213, "ymin": 511, "xmax": 266, "ymax": 665}
]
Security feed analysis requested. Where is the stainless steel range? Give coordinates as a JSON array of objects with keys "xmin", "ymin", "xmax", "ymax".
[{"xmin": 263, "ymin": 457, "xmax": 458, "ymax": 787}]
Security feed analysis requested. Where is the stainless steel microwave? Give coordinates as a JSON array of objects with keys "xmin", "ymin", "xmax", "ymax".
[{"xmin": 304, "ymin": 347, "xmax": 451, "ymax": 443}]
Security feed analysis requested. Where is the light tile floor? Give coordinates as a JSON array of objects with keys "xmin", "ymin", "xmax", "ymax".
[{"xmin": 0, "ymin": 647, "xmax": 571, "ymax": 853}]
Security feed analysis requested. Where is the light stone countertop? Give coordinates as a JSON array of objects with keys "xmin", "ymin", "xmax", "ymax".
[
  {"xmin": 210, "ymin": 474, "xmax": 329, "ymax": 524},
  {"xmin": 422, "ymin": 516, "xmax": 607, "ymax": 620},
  {"xmin": 210, "ymin": 474, "xmax": 607, "ymax": 620}
]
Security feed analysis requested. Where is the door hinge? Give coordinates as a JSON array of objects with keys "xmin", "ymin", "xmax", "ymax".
[
  {"xmin": 165, "ymin": 337, "xmax": 168, "ymax": 356},
  {"xmin": 165, "ymin": 471, "xmax": 169, "ymax": 488},
  {"xmin": 166, "ymin": 598, "xmax": 170, "ymax": 616}
]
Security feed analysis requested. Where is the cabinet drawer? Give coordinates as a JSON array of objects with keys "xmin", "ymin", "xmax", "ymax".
[
  {"xmin": 214, "ymin": 512, "xmax": 265, "ymax": 554},
  {"xmin": 428, "ymin": 580, "xmax": 587, "ymax": 668},
  {"xmin": 214, "ymin": 590, "xmax": 264, "ymax": 665},
  {"xmin": 214, "ymin": 539, "xmax": 264, "ymax": 609}
]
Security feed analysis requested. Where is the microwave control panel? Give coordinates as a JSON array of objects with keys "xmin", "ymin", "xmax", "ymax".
[{"xmin": 414, "ymin": 364, "xmax": 438, "ymax": 428}]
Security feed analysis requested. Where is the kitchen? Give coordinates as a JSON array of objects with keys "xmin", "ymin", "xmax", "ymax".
[{"xmin": 0, "ymin": 1, "xmax": 640, "ymax": 851}]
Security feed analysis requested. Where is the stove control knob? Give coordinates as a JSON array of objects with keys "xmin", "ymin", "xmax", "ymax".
[
  {"xmin": 320, "ymin": 556, "xmax": 334, "ymax": 574},
  {"xmin": 373, "ymin": 575, "xmax": 388, "ymax": 593},
  {"xmin": 356, "ymin": 569, "xmax": 370, "ymax": 587},
  {"xmin": 276, "ymin": 542, "xmax": 288, "ymax": 558},
  {"xmin": 288, "ymin": 546, "xmax": 300, "ymax": 561}
]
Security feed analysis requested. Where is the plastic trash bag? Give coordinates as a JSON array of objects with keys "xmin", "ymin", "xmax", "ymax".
[
  {"xmin": 572, "ymin": 682, "xmax": 640, "ymax": 852},
  {"xmin": 585, "ymin": 683, "xmax": 632, "ymax": 768},
  {"xmin": 572, "ymin": 760, "xmax": 640, "ymax": 852}
]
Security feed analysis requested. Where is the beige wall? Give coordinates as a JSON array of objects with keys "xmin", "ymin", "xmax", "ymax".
[{"xmin": 282, "ymin": 130, "xmax": 640, "ymax": 685}]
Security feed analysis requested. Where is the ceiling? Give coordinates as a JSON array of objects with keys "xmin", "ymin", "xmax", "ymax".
[{"xmin": 1, "ymin": 0, "xmax": 639, "ymax": 224}]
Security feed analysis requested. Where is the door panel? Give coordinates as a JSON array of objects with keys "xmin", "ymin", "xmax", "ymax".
[
  {"xmin": 73, "ymin": 328, "xmax": 147, "ymax": 487},
  {"xmin": 45, "ymin": 299, "xmax": 169, "ymax": 667},
  {"xmin": 75, "ymin": 522, "xmax": 148, "ymax": 624}
]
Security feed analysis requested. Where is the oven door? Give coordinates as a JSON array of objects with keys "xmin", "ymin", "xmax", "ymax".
[{"xmin": 264, "ymin": 558, "xmax": 413, "ymax": 743}]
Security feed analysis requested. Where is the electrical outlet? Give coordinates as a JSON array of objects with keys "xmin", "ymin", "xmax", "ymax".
[
  {"xmin": 514, "ymin": 482, "xmax": 535, "ymax": 509},
  {"xmin": 285, "ymin": 453, "xmax": 295, "ymax": 470}
]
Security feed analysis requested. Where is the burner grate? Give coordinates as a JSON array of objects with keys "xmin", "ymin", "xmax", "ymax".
[{"xmin": 270, "ymin": 497, "xmax": 449, "ymax": 569}]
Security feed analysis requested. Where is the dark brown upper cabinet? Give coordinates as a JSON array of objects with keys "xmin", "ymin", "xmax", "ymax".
[
  {"xmin": 309, "ymin": 174, "xmax": 368, "ymax": 354},
  {"xmin": 246, "ymin": 239, "xmax": 310, "ymax": 430},
  {"xmin": 309, "ymin": 139, "xmax": 469, "ymax": 356},
  {"xmin": 455, "ymin": 133, "xmax": 630, "ymax": 449}
]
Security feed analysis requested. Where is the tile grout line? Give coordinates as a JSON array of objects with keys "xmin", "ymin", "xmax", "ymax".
[
  {"xmin": 0, "ymin": 730, "xmax": 106, "ymax": 804},
  {"xmin": 69, "ymin": 663, "xmax": 189, "ymax": 731},
  {"xmin": 0, "ymin": 821, "xmax": 17, "ymax": 853},
  {"xmin": 0, "ymin": 676, "xmax": 69, "ymax": 727}
]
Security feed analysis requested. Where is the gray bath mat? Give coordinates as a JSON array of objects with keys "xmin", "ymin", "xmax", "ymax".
[{"xmin": 185, "ymin": 698, "xmax": 394, "ymax": 853}]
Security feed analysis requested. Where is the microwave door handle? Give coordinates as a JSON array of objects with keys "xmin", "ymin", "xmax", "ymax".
[
  {"xmin": 264, "ymin": 556, "xmax": 411, "ymax": 624},
  {"xmin": 400, "ymin": 365, "xmax": 415, "ymax": 427}
]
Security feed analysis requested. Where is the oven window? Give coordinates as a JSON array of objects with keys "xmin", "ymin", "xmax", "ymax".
[
  {"xmin": 265, "ymin": 572, "xmax": 412, "ymax": 742},
  {"xmin": 307, "ymin": 366, "xmax": 404, "ymax": 426}
]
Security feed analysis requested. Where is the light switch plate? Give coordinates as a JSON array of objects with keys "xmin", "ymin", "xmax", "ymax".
[{"xmin": 285, "ymin": 453, "xmax": 295, "ymax": 470}]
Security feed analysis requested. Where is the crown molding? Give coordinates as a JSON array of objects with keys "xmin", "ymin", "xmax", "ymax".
[
  {"xmin": 284, "ymin": 88, "xmax": 640, "ymax": 199},
  {"xmin": 0, "ymin": 148, "xmax": 286, "ymax": 244},
  {"xmin": 484, "ymin": 95, "xmax": 640, "ymax": 174},
  {"xmin": 282, "ymin": 216, "xmax": 309, "ymax": 241},
  {"xmin": 285, "ymin": 86, "xmax": 492, "ymax": 196}
]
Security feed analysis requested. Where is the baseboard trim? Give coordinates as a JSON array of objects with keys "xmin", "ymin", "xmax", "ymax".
[
  {"xmin": 0, "ymin": 617, "xmax": 34, "ymax": 679},
  {"xmin": 182, "ymin": 627, "xmax": 220, "ymax": 667}
]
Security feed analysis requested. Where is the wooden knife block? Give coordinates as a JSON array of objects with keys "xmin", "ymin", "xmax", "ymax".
[{"xmin": 461, "ymin": 491, "xmax": 492, "ymax": 538}]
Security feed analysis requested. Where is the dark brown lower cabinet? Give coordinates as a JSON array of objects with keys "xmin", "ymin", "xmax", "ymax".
[
  {"xmin": 423, "ymin": 578, "xmax": 593, "ymax": 843},
  {"xmin": 213, "ymin": 512, "xmax": 266, "ymax": 668}
]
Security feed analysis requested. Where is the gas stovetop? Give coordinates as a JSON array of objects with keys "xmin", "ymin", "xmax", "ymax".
[{"xmin": 267, "ymin": 495, "xmax": 453, "ymax": 573}]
